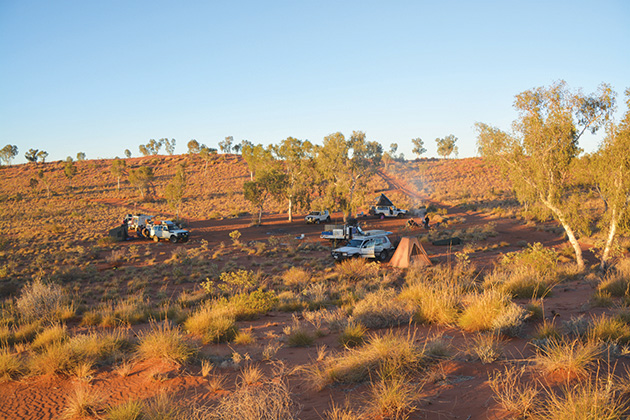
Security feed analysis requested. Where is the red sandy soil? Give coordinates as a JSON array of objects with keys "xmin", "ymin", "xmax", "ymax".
[{"xmin": 0, "ymin": 172, "xmax": 619, "ymax": 420}]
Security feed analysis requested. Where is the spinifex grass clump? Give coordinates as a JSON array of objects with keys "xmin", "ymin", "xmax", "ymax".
[
  {"xmin": 484, "ymin": 243, "xmax": 560, "ymax": 299},
  {"xmin": 350, "ymin": 289, "xmax": 414, "ymax": 329},
  {"xmin": 399, "ymin": 263, "xmax": 475, "ymax": 325},
  {"xmin": 184, "ymin": 304, "xmax": 238, "ymax": 344},
  {"xmin": 458, "ymin": 289, "xmax": 528, "ymax": 335},
  {"xmin": 533, "ymin": 338, "xmax": 601, "ymax": 381},
  {"xmin": 136, "ymin": 321, "xmax": 195, "ymax": 363},
  {"xmin": 309, "ymin": 330, "xmax": 424, "ymax": 389},
  {"xmin": 16, "ymin": 280, "xmax": 71, "ymax": 324}
]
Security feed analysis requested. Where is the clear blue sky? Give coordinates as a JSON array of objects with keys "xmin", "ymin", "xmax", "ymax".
[{"xmin": 1, "ymin": 0, "xmax": 628, "ymax": 163}]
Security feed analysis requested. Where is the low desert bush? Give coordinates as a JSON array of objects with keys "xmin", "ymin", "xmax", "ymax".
[
  {"xmin": 500, "ymin": 242, "xmax": 558, "ymax": 275},
  {"xmin": 204, "ymin": 379, "xmax": 300, "ymax": 420},
  {"xmin": 339, "ymin": 323, "xmax": 367, "ymax": 348},
  {"xmin": 458, "ymin": 290, "xmax": 527, "ymax": 335},
  {"xmin": 468, "ymin": 333, "xmax": 504, "ymax": 363},
  {"xmin": 16, "ymin": 280, "xmax": 70, "ymax": 324},
  {"xmin": 63, "ymin": 384, "xmax": 105, "ymax": 419},
  {"xmin": 309, "ymin": 330, "xmax": 424, "ymax": 388},
  {"xmin": 0, "ymin": 348, "xmax": 23, "ymax": 381},
  {"xmin": 489, "ymin": 366, "xmax": 539, "ymax": 418},
  {"xmin": 31, "ymin": 323, "xmax": 68, "ymax": 350},
  {"xmin": 484, "ymin": 265, "xmax": 557, "ymax": 299},
  {"xmin": 366, "ymin": 375, "xmax": 418, "ymax": 420},
  {"xmin": 284, "ymin": 320, "xmax": 315, "ymax": 347},
  {"xmin": 281, "ymin": 266, "xmax": 312, "ymax": 289},
  {"xmin": 533, "ymin": 338, "xmax": 601, "ymax": 381},
  {"xmin": 587, "ymin": 314, "xmax": 630, "ymax": 345},
  {"xmin": 106, "ymin": 399, "xmax": 144, "ymax": 420},
  {"xmin": 350, "ymin": 289, "xmax": 414, "ymax": 329},
  {"xmin": 533, "ymin": 372, "xmax": 630, "ymax": 419},
  {"xmin": 334, "ymin": 258, "xmax": 380, "ymax": 282},
  {"xmin": 136, "ymin": 321, "xmax": 195, "ymax": 363},
  {"xmin": 143, "ymin": 391, "xmax": 189, "ymax": 420},
  {"xmin": 597, "ymin": 269, "xmax": 630, "ymax": 297},
  {"xmin": 184, "ymin": 304, "xmax": 238, "ymax": 344}
]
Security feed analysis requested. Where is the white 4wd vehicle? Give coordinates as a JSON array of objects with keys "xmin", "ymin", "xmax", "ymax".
[
  {"xmin": 331, "ymin": 236, "xmax": 393, "ymax": 262},
  {"xmin": 123, "ymin": 214, "xmax": 154, "ymax": 238},
  {"xmin": 305, "ymin": 210, "xmax": 331, "ymax": 224},
  {"xmin": 370, "ymin": 206, "xmax": 408, "ymax": 218},
  {"xmin": 148, "ymin": 221, "xmax": 190, "ymax": 243}
]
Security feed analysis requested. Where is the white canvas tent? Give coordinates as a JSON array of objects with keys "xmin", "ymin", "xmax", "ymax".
[{"xmin": 390, "ymin": 236, "xmax": 431, "ymax": 268}]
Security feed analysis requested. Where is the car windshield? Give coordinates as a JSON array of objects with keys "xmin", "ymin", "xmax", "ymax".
[
  {"xmin": 347, "ymin": 239, "xmax": 364, "ymax": 247},
  {"xmin": 308, "ymin": 211, "xmax": 320, "ymax": 216}
]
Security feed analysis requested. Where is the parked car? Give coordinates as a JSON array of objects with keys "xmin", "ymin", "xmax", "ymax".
[
  {"xmin": 331, "ymin": 235, "xmax": 394, "ymax": 262},
  {"xmin": 305, "ymin": 210, "xmax": 331, "ymax": 224},
  {"xmin": 369, "ymin": 205, "xmax": 408, "ymax": 218}
]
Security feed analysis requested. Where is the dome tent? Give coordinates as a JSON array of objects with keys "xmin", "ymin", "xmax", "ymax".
[{"xmin": 390, "ymin": 236, "xmax": 431, "ymax": 268}]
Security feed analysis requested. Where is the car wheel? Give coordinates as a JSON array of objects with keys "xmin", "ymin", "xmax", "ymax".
[
  {"xmin": 153, "ymin": 236, "xmax": 159, "ymax": 242},
  {"xmin": 315, "ymin": 219, "xmax": 320, "ymax": 224},
  {"xmin": 378, "ymin": 251, "xmax": 387, "ymax": 261},
  {"xmin": 142, "ymin": 228, "xmax": 150, "ymax": 238},
  {"xmin": 170, "ymin": 236, "xmax": 178, "ymax": 243},
  {"xmin": 326, "ymin": 216, "xmax": 331, "ymax": 222}
]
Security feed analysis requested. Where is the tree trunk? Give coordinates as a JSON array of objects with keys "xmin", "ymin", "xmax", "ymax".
[
  {"xmin": 117, "ymin": 176, "xmax": 120, "ymax": 191},
  {"xmin": 288, "ymin": 198, "xmax": 293, "ymax": 222},
  {"xmin": 257, "ymin": 206, "xmax": 263, "ymax": 226},
  {"xmin": 543, "ymin": 198, "xmax": 585, "ymax": 270},
  {"xmin": 600, "ymin": 209, "xmax": 618, "ymax": 271}
]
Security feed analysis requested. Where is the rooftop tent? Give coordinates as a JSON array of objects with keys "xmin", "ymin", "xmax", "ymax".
[
  {"xmin": 375, "ymin": 193, "xmax": 394, "ymax": 207},
  {"xmin": 390, "ymin": 236, "xmax": 431, "ymax": 268}
]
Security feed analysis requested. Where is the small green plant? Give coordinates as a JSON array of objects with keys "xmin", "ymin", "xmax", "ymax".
[{"xmin": 229, "ymin": 229, "xmax": 242, "ymax": 244}]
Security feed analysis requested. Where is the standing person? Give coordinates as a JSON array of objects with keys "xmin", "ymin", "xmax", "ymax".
[{"xmin": 423, "ymin": 214, "xmax": 430, "ymax": 229}]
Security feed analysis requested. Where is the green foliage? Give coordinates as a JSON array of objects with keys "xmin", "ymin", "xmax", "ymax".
[
  {"xmin": 316, "ymin": 131, "xmax": 382, "ymax": 218},
  {"xmin": 110, "ymin": 158, "xmax": 127, "ymax": 190},
  {"xmin": 501, "ymin": 242, "xmax": 558, "ymax": 273},
  {"xmin": 138, "ymin": 138, "xmax": 165, "ymax": 156},
  {"xmin": 164, "ymin": 164, "xmax": 186, "ymax": 216},
  {"xmin": 476, "ymin": 81, "xmax": 615, "ymax": 270},
  {"xmin": 411, "ymin": 137, "xmax": 426, "ymax": 158},
  {"xmin": 0, "ymin": 144, "xmax": 18, "ymax": 166},
  {"xmin": 435, "ymin": 134, "xmax": 458, "ymax": 158},
  {"xmin": 128, "ymin": 166, "xmax": 154, "ymax": 199}
]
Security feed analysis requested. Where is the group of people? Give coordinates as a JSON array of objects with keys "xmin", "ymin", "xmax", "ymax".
[{"xmin": 406, "ymin": 214, "xmax": 430, "ymax": 229}]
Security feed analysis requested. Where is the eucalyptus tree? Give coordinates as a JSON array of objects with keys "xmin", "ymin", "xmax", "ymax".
[
  {"xmin": 476, "ymin": 81, "xmax": 615, "ymax": 270},
  {"xmin": 590, "ymin": 88, "xmax": 630, "ymax": 270},
  {"xmin": 64, "ymin": 157, "xmax": 77, "ymax": 187},
  {"xmin": 435, "ymin": 135, "xmax": 458, "ymax": 158},
  {"xmin": 244, "ymin": 169, "xmax": 287, "ymax": 225},
  {"xmin": 110, "ymin": 158, "xmax": 127, "ymax": 191},
  {"xmin": 316, "ymin": 131, "xmax": 382, "ymax": 220},
  {"xmin": 165, "ymin": 163, "xmax": 187, "ymax": 220},
  {"xmin": 0, "ymin": 144, "xmax": 18, "ymax": 166},
  {"xmin": 128, "ymin": 166, "xmax": 155, "ymax": 199},
  {"xmin": 411, "ymin": 138, "xmax": 427, "ymax": 158},
  {"xmin": 273, "ymin": 137, "xmax": 316, "ymax": 222}
]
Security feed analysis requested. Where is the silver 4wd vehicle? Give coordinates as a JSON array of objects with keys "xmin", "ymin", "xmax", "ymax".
[
  {"xmin": 332, "ymin": 235, "xmax": 393, "ymax": 262},
  {"xmin": 305, "ymin": 210, "xmax": 331, "ymax": 224},
  {"xmin": 148, "ymin": 221, "xmax": 189, "ymax": 243}
]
